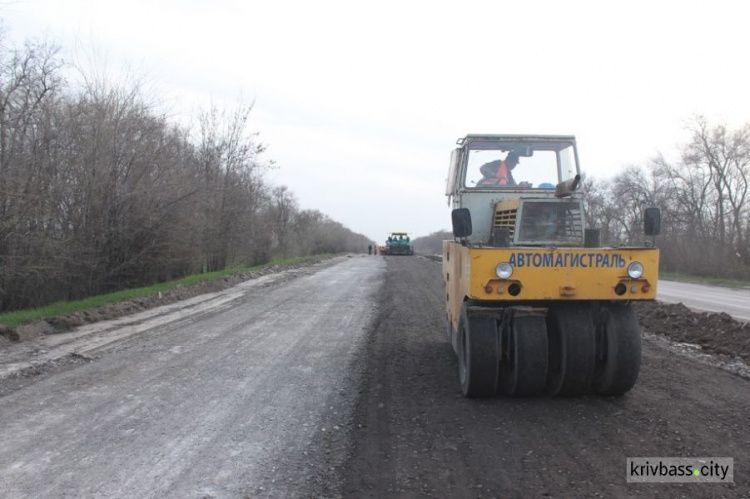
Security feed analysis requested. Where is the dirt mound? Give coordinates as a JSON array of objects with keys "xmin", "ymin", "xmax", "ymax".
[
  {"xmin": 635, "ymin": 301, "xmax": 750, "ymax": 361},
  {"xmin": 43, "ymin": 269, "xmax": 274, "ymax": 332}
]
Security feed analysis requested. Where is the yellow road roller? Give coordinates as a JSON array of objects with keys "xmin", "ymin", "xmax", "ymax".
[{"xmin": 443, "ymin": 134, "xmax": 661, "ymax": 397}]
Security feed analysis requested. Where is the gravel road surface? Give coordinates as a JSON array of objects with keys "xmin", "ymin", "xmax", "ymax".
[
  {"xmin": 341, "ymin": 257, "xmax": 749, "ymax": 498},
  {"xmin": 0, "ymin": 256, "xmax": 382, "ymax": 498},
  {"xmin": 1, "ymin": 255, "xmax": 748, "ymax": 498}
]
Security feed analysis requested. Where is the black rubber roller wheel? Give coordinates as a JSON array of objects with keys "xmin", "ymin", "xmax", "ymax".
[
  {"xmin": 457, "ymin": 303, "xmax": 500, "ymax": 398},
  {"xmin": 501, "ymin": 313, "xmax": 548, "ymax": 396},
  {"xmin": 546, "ymin": 303, "xmax": 597, "ymax": 396},
  {"xmin": 593, "ymin": 303, "xmax": 642, "ymax": 396}
]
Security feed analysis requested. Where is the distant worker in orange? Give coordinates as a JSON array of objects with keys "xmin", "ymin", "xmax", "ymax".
[{"xmin": 478, "ymin": 151, "xmax": 520, "ymax": 187}]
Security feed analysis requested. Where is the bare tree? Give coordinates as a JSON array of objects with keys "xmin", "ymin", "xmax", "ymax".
[
  {"xmin": 0, "ymin": 38, "xmax": 64, "ymax": 309},
  {"xmin": 268, "ymin": 185, "xmax": 298, "ymax": 258},
  {"xmin": 684, "ymin": 117, "xmax": 750, "ymax": 266},
  {"xmin": 584, "ymin": 117, "xmax": 750, "ymax": 279},
  {"xmin": 195, "ymin": 102, "xmax": 269, "ymax": 271}
]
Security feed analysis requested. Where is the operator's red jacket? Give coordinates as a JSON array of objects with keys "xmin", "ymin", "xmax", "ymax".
[{"xmin": 478, "ymin": 160, "xmax": 515, "ymax": 186}]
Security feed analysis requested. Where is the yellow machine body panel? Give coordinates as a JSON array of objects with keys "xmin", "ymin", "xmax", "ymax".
[{"xmin": 443, "ymin": 240, "xmax": 659, "ymax": 331}]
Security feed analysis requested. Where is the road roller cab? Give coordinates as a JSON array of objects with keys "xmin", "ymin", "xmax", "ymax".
[{"xmin": 443, "ymin": 134, "xmax": 661, "ymax": 398}]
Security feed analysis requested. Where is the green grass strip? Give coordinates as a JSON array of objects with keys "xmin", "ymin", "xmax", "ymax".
[{"xmin": 0, "ymin": 254, "xmax": 334, "ymax": 328}]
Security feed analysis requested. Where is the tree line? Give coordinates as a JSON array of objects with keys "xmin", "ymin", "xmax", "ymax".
[
  {"xmin": 0, "ymin": 35, "xmax": 370, "ymax": 312},
  {"xmin": 585, "ymin": 117, "xmax": 750, "ymax": 280},
  {"xmin": 411, "ymin": 230, "xmax": 451, "ymax": 255}
]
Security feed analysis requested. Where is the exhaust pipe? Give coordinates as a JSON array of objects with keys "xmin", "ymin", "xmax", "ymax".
[{"xmin": 555, "ymin": 174, "xmax": 581, "ymax": 198}]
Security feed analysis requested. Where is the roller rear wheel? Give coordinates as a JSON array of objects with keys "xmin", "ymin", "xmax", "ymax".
[
  {"xmin": 457, "ymin": 303, "xmax": 500, "ymax": 398},
  {"xmin": 500, "ymin": 313, "xmax": 548, "ymax": 396},
  {"xmin": 546, "ymin": 304, "xmax": 596, "ymax": 396},
  {"xmin": 593, "ymin": 303, "xmax": 641, "ymax": 395}
]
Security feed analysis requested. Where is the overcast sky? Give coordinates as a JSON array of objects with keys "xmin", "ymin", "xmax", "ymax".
[{"xmin": 3, "ymin": 0, "xmax": 749, "ymax": 243}]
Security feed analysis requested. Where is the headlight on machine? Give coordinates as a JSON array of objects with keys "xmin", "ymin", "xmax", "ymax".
[
  {"xmin": 627, "ymin": 261, "xmax": 644, "ymax": 279},
  {"xmin": 496, "ymin": 262, "xmax": 513, "ymax": 279}
]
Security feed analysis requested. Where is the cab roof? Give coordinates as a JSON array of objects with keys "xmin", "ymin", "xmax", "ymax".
[{"xmin": 457, "ymin": 134, "xmax": 576, "ymax": 145}]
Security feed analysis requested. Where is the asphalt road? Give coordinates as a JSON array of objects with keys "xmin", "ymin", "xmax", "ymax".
[
  {"xmin": 0, "ymin": 256, "xmax": 748, "ymax": 498},
  {"xmin": 657, "ymin": 280, "xmax": 750, "ymax": 322}
]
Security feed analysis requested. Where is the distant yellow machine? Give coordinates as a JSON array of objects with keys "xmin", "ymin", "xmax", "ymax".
[{"xmin": 444, "ymin": 135, "xmax": 661, "ymax": 397}]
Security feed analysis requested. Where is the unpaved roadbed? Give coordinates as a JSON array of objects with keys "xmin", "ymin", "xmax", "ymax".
[{"xmin": 341, "ymin": 256, "xmax": 749, "ymax": 498}]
